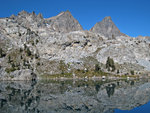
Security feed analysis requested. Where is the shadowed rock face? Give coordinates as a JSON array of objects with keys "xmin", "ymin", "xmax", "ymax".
[
  {"xmin": 46, "ymin": 11, "xmax": 83, "ymax": 33},
  {"xmin": 0, "ymin": 79, "xmax": 150, "ymax": 113},
  {"xmin": 90, "ymin": 16, "xmax": 125, "ymax": 38}
]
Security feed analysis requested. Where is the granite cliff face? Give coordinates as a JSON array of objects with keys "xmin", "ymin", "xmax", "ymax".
[{"xmin": 0, "ymin": 10, "xmax": 150, "ymax": 80}]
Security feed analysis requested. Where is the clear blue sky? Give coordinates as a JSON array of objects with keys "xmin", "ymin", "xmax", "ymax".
[{"xmin": 0, "ymin": 0, "xmax": 150, "ymax": 37}]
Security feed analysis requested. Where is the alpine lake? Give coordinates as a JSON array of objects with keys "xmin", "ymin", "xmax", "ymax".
[{"xmin": 0, "ymin": 78, "xmax": 150, "ymax": 113}]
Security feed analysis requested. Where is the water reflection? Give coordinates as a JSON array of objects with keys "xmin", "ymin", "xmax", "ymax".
[
  {"xmin": 0, "ymin": 79, "xmax": 150, "ymax": 113},
  {"xmin": 106, "ymin": 83, "xmax": 116, "ymax": 97}
]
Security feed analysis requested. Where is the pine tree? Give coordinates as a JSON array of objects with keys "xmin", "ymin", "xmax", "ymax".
[
  {"xmin": 106, "ymin": 57, "xmax": 110, "ymax": 69},
  {"xmin": 117, "ymin": 69, "xmax": 119, "ymax": 74},
  {"xmin": 23, "ymin": 59, "xmax": 26, "ymax": 66},
  {"xmin": 106, "ymin": 57, "xmax": 116, "ymax": 72},
  {"xmin": 0, "ymin": 48, "xmax": 2, "ymax": 57},
  {"xmin": 0, "ymin": 48, "xmax": 6, "ymax": 58},
  {"xmin": 130, "ymin": 70, "xmax": 134, "ymax": 75},
  {"xmin": 26, "ymin": 48, "xmax": 31, "ymax": 56},
  {"xmin": 36, "ymin": 39, "xmax": 39, "ymax": 44},
  {"xmin": 19, "ymin": 48, "xmax": 23, "ymax": 53},
  {"xmin": 24, "ymin": 44, "xmax": 27, "ymax": 50},
  {"xmin": 8, "ymin": 55, "xmax": 11, "ymax": 63},
  {"xmin": 95, "ymin": 64, "xmax": 101, "ymax": 72}
]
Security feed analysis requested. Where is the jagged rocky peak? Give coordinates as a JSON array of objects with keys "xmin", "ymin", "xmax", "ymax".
[
  {"xmin": 8, "ymin": 10, "xmax": 30, "ymax": 20},
  {"xmin": 37, "ymin": 13, "xmax": 43, "ymax": 19},
  {"xmin": 137, "ymin": 36, "xmax": 150, "ymax": 42},
  {"xmin": 90, "ymin": 16, "xmax": 125, "ymax": 39},
  {"xmin": 18, "ymin": 10, "xmax": 30, "ymax": 17},
  {"xmin": 15, "ymin": 10, "xmax": 43, "ymax": 20},
  {"xmin": 46, "ymin": 10, "xmax": 83, "ymax": 33},
  {"xmin": 103, "ymin": 16, "xmax": 112, "ymax": 22}
]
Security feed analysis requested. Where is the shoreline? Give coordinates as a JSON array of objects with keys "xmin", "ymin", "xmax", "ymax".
[
  {"xmin": 37, "ymin": 76, "xmax": 145, "ymax": 81},
  {"xmin": 0, "ymin": 74, "xmax": 149, "ymax": 81}
]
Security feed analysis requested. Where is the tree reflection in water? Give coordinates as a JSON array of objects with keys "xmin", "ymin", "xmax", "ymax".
[
  {"xmin": 106, "ymin": 83, "xmax": 116, "ymax": 97},
  {"xmin": 0, "ymin": 79, "xmax": 150, "ymax": 113}
]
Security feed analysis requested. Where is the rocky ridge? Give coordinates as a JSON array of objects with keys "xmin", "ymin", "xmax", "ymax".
[{"xmin": 0, "ymin": 10, "xmax": 150, "ymax": 80}]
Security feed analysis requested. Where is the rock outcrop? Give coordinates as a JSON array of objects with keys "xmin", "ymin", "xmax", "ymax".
[
  {"xmin": 0, "ymin": 10, "xmax": 150, "ymax": 80},
  {"xmin": 90, "ymin": 16, "xmax": 125, "ymax": 38}
]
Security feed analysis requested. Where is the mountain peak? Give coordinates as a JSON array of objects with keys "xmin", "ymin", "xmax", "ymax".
[
  {"xmin": 18, "ymin": 10, "xmax": 29, "ymax": 16},
  {"xmin": 103, "ymin": 16, "xmax": 112, "ymax": 22},
  {"xmin": 90, "ymin": 16, "xmax": 125, "ymax": 38},
  {"xmin": 64, "ymin": 10, "xmax": 71, "ymax": 14},
  {"xmin": 47, "ymin": 10, "xmax": 72, "ymax": 20},
  {"xmin": 46, "ymin": 11, "xmax": 83, "ymax": 33}
]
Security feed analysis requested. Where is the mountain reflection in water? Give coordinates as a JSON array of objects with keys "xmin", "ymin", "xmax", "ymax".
[{"xmin": 0, "ymin": 79, "xmax": 150, "ymax": 113}]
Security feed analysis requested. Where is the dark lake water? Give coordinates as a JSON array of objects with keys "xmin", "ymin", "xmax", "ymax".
[{"xmin": 0, "ymin": 79, "xmax": 150, "ymax": 113}]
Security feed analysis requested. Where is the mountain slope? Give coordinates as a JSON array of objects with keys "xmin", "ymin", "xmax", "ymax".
[{"xmin": 0, "ymin": 11, "xmax": 150, "ymax": 80}]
